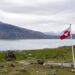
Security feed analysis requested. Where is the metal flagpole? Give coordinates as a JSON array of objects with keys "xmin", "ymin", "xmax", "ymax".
[{"xmin": 70, "ymin": 24, "xmax": 75, "ymax": 68}]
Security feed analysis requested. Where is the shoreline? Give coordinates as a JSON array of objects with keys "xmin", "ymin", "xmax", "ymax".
[{"xmin": 0, "ymin": 45, "xmax": 74, "ymax": 51}]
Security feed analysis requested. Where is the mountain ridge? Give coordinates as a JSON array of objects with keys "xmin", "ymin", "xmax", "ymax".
[
  {"xmin": 0, "ymin": 22, "xmax": 50, "ymax": 39},
  {"xmin": 0, "ymin": 22, "xmax": 75, "ymax": 39},
  {"xmin": 44, "ymin": 32, "xmax": 75, "ymax": 39}
]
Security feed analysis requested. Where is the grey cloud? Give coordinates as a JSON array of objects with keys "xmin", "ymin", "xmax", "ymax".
[
  {"xmin": 0, "ymin": 0, "xmax": 75, "ymax": 15},
  {"xmin": 0, "ymin": 0, "xmax": 75, "ymax": 32}
]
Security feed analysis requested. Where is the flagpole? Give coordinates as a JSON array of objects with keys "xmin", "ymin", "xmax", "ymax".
[{"xmin": 70, "ymin": 24, "xmax": 75, "ymax": 68}]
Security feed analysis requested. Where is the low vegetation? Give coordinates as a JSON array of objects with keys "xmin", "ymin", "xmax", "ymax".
[
  {"xmin": 0, "ymin": 46, "xmax": 75, "ymax": 75},
  {"xmin": 0, "ymin": 47, "xmax": 73, "ymax": 62}
]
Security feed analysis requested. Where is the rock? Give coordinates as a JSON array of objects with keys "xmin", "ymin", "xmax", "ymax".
[
  {"xmin": 0, "ymin": 65, "xmax": 4, "ymax": 68},
  {"xmin": 71, "ymin": 69, "xmax": 75, "ymax": 72},
  {"xmin": 5, "ymin": 51, "xmax": 16, "ymax": 61},
  {"xmin": 50, "ymin": 69, "xmax": 57, "ymax": 75},
  {"xmin": 37, "ymin": 59, "xmax": 44, "ymax": 65},
  {"xmin": 9, "ymin": 64, "xmax": 15, "ymax": 67}
]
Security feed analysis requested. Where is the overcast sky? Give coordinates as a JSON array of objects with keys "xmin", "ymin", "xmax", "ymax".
[{"xmin": 0, "ymin": 0, "xmax": 75, "ymax": 33}]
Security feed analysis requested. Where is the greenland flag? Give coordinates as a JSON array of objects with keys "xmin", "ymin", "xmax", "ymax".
[{"xmin": 60, "ymin": 26, "xmax": 70, "ymax": 40}]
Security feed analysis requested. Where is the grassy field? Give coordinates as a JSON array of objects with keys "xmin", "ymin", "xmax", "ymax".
[
  {"xmin": 0, "ymin": 47, "xmax": 75, "ymax": 62},
  {"xmin": 14, "ymin": 47, "xmax": 75, "ymax": 62},
  {"xmin": 0, "ymin": 61, "xmax": 75, "ymax": 75},
  {"xmin": 0, "ymin": 47, "xmax": 75, "ymax": 75}
]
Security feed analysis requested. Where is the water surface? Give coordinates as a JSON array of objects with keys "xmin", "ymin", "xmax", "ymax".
[{"xmin": 0, "ymin": 39, "xmax": 75, "ymax": 51}]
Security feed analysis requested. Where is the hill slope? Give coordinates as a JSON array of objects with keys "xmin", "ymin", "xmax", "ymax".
[
  {"xmin": 44, "ymin": 32, "xmax": 75, "ymax": 39},
  {"xmin": 0, "ymin": 22, "xmax": 50, "ymax": 39}
]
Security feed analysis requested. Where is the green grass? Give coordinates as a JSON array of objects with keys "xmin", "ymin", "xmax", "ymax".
[
  {"xmin": 0, "ymin": 61, "xmax": 75, "ymax": 75},
  {"xmin": 0, "ymin": 47, "xmax": 75, "ymax": 62},
  {"xmin": 0, "ymin": 47, "xmax": 75, "ymax": 75},
  {"xmin": 0, "ymin": 51, "xmax": 5, "ymax": 61},
  {"xmin": 0, "ymin": 61, "xmax": 30, "ymax": 75},
  {"xmin": 14, "ymin": 47, "xmax": 75, "ymax": 62}
]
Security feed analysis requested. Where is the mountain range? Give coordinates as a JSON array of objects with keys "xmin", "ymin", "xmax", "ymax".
[
  {"xmin": 44, "ymin": 32, "xmax": 75, "ymax": 39},
  {"xmin": 0, "ymin": 22, "xmax": 75, "ymax": 39},
  {"xmin": 0, "ymin": 22, "xmax": 50, "ymax": 39}
]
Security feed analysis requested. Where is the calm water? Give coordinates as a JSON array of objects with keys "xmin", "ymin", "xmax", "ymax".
[{"xmin": 0, "ymin": 39, "xmax": 75, "ymax": 51}]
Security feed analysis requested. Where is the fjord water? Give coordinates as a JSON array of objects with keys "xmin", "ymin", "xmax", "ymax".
[{"xmin": 0, "ymin": 39, "xmax": 75, "ymax": 51}]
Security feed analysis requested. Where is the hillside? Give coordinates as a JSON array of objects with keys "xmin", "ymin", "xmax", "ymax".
[
  {"xmin": 0, "ymin": 22, "xmax": 50, "ymax": 39},
  {"xmin": 44, "ymin": 32, "xmax": 75, "ymax": 39}
]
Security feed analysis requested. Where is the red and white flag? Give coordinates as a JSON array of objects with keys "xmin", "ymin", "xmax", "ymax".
[{"xmin": 60, "ymin": 26, "xmax": 70, "ymax": 40}]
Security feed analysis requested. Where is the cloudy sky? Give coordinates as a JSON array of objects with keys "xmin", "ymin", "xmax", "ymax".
[{"xmin": 0, "ymin": 0, "xmax": 75, "ymax": 33}]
